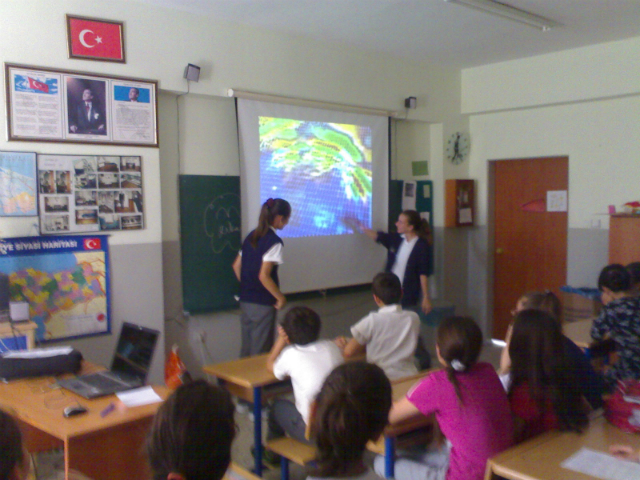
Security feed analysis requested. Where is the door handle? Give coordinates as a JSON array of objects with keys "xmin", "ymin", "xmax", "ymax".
[{"xmin": 496, "ymin": 248, "xmax": 504, "ymax": 254}]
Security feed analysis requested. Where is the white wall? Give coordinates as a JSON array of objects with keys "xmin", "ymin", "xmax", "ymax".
[{"xmin": 461, "ymin": 37, "xmax": 640, "ymax": 335}]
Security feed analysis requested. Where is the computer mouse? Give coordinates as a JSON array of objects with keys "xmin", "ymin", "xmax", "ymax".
[{"xmin": 63, "ymin": 405, "xmax": 88, "ymax": 418}]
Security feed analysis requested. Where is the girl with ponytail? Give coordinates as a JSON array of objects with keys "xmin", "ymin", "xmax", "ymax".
[
  {"xmin": 307, "ymin": 362, "xmax": 391, "ymax": 480},
  {"xmin": 232, "ymin": 198, "xmax": 291, "ymax": 356},
  {"xmin": 360, "ymin": 210, "xmax": 433, "ymax": 314},
  {"xmin": 377, "ymin": 316, "xmax": 513, "ymax": 480}
]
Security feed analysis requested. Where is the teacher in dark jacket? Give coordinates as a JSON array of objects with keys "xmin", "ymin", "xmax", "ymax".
[
  {"xmin": 360, "ymin": 210, "xmax": 433, "ymax": 368},
  {"xmin": 362, "ymin": 210, "xmax": 433, "ymax": 314}
]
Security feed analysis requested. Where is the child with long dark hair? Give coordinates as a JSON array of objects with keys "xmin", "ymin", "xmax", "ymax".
[
  {"xmin": 232, "ymin": 197, "xmax": 291, "ymax": 356},
  {"xmin": 499, "ymin": 290, "xmax": 604, "ymax": 408},
  {"xmin": 509, "ymin": 309, "xmax": 588, "ymax": 443},
  {"xmin": 0, "ymin": 409, "xmax": 29, "ymax": 480},
  {"xmin": 378, "ymin": 316, "xmax": 513, "ymax": 480},
  {"xmin": 591, "ymin": 263, "xmax": 640, "ymax": 387},
  {"xmin": 147, "ymin": 380, "xmax": 236, "ymax": 480},
  {"xmin": 307, "ymin": 362, "xmax": 392, "ymax": 480}
]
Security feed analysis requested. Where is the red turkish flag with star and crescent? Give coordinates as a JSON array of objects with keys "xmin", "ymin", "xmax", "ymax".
[
  {"xmin": 28, "ymin": 77, "xmax": 49, "ymax": 93},
  {"xmin": 68, "ymin": 17, "xmax": 124, "ymax": 61},
  {"xmin": 84, "ymin": 238, "xmax": 102, "ymax": 250}
]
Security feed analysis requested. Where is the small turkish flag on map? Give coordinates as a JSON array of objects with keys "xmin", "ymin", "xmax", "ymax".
[
  {"xmin": 84, "ymin": 238, "xmax": 101, "ymax": 250},
  {"xmin": 68, "ymin": 16, "xmax": 124, "ymax": 61}
]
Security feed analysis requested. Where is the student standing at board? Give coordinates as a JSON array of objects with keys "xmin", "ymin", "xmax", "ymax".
[
  {"xmin": 233, "ymin": 198, "xmax": 292, "ymax": 356},
  {"xmin": 360, "ymin": 210, "xmax": 433, "ymax": 314},
  {"xmin": 358, "ymin": 210, "xmax": 433, "ymax": 369}
]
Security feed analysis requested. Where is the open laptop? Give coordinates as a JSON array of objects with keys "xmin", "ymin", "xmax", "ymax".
[{"xmin": 58, "ymin": 322, "xmax": 159, "ymax": 399}]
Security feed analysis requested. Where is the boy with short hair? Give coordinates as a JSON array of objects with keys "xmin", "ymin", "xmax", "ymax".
[
  {"xmin": 266, "ymin": 306, "xmax": 344, "ymax": 445},
  {"xmin": 338, "ymin": 272, "xmax": 420, "ymax": 380}
]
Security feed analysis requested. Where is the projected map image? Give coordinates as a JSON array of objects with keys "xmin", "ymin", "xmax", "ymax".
[{"xmin": 260, "ymin": 117, "xmax": 372, "ymax": 238}]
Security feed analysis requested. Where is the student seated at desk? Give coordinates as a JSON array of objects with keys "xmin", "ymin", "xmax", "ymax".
[
  {"xmin": 307, "ymin": 362, "xmax": 392, "ymax": 480},
  {"xmin": 147, "ymin": 380, "xmax": 236, "ymax": 480},
  {"xmin": 0, "ymin": 409, "xmax": 30, "ymax": 480},
  {"xmin": 266, "ymin": 306, "xmax": 344, "ymax": 446},
  {"xmin": 335, "ymin": 272, "xmax": 420, "ymax": 380},
  {"xmin": 499, "ymin": 290, "xmax": 604, "ymax": 409},
  {"xmin": 376, "ymin": 316, "xmax": 513, "ymax": 480},
  {"xmin": 591, "ymin": 264, "xmax": 640, "ymax": 389},
  {"xmin": 508, "ymin": 309, "xmax": 589, "ymax": 444}
]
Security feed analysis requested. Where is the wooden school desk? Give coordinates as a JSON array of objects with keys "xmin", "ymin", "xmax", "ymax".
[
  {"xmin": 203, "ymin": 353, "xmax": 290, "ymax": 477},
  {"xmin": 485, "ymin": 414, "xmax": 640, "ymax": 480},
  {"xmin": 0, "ymin": 363, "xmax": 169, "ymax": 480},
  {"xmin": 368, "ymin": 370, "xmax": 435, "ymax": 478}
]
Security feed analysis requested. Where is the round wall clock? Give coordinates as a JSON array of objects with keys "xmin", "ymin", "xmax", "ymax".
[{"xmin": 446, "ymin": 132, "xmax": 470, "ymax": 165}]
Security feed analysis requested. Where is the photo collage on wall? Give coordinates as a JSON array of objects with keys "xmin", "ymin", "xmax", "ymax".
[{"xmin": 37, "ymin": 154, "xmax": 143, "ymax": 234}]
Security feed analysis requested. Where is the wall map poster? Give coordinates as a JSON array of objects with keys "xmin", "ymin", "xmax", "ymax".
[
  {"xmin": 0, "ymin": 235, "xmax": 111, "ymax": 343},
  {"xmin": 37, "ymin": 154, "xmax": 143, "ymax": 234}
]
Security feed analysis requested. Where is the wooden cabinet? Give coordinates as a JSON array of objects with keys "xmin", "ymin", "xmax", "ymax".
[
  {"xmin": 609, "ymin": 215, "xmax": 640, "ymax": 264},
  {"xmin": 445, "ymin": 179, "xmax": 475, "ymax": 227}
]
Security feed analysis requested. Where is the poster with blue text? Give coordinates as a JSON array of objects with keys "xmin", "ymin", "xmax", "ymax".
[{"xmin": 0, "ymin": 235, "xmax": 110, "ymax": 342}]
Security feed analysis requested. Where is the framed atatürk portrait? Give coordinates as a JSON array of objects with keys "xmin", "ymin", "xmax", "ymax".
[{"xmin": 5, "ymin": 63, "xmax": 158, "ymax": 147}]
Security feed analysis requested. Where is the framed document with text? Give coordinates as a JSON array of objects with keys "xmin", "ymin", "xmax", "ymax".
[{"xmin": 5, "ymin": 63, "xmax": 158, "ymax": 147}]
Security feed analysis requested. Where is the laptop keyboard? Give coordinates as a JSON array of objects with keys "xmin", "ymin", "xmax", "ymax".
[{"xmin": 81, "ymin": 373, "xmax": 128, "ymax": 390}]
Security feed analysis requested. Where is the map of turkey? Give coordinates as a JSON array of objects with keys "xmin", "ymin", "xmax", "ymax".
[{"xmin": 8, "ymin": 251, "xmax": 107, "ymax": 341}]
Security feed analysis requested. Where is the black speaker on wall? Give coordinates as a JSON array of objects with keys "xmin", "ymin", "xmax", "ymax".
[
  {"xmin": 0, "ymin": 273, "xmax": 9, "ymax": 322},
  {"xmin": 183, "ymin": 63, "xmax": 201, "ymax": 82}
]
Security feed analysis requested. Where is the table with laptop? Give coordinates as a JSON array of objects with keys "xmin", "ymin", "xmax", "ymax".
[
  {"xmin": 0, "ymin": 322, "xmax": 166, "ymax": 480},
  {"xmin": 57, "ymin": 322, "xmax": 160, "ymax": 398}
]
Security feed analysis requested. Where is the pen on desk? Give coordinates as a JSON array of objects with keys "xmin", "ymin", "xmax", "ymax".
[{"xmin": 100, "ymin": 402, "xmax": 116, "ymax": 418}]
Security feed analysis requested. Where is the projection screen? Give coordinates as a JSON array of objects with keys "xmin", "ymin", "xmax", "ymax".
[{"xmin": 237, "ymin": 98, "xmax": 389, "ymax": 294}]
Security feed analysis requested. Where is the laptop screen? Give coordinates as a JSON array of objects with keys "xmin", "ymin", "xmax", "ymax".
[{"xmin": 110, "ymin": 322, "xmax": 159, "ymax": 381}]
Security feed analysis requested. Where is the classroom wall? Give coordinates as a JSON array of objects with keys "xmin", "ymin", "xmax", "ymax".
[
  {"xmin": 0, "ymin": 0, "xmax": 168, "ymax": 382},
  {"xmin": 1, "ymin": 0, "xmax": 465, "ymax": 377},
  {"xmin": 146, "ymin": 7, "xmax": 466, "ymax": 374},
  {"xmin": 461, "ymin": 37, "xmax": 640, "ymax": 335}
]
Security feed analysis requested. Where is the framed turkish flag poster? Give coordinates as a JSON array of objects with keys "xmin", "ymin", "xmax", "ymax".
[{"xmin": 66, "ymin": 15, "xmax": 125, "ymax": 63}]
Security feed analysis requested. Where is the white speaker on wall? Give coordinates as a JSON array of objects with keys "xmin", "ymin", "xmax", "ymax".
[{"xmin": 184, "ymin": 64, "xmax": 201, "ymax": 82}]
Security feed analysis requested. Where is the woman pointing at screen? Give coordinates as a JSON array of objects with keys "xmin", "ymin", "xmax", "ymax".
[{"xmin": 359, "ymin": 209, "xmax": 433, "ymax": 368}]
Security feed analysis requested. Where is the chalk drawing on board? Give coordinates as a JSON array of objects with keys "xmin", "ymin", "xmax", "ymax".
[{"xmin": 203, "ymin": 193, "xmax": 241, "ymax": 254}]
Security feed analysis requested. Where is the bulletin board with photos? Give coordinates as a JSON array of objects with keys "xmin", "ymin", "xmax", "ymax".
[
  {"xmin": 5, "ymin": 63, "xmax": 158, "ymax": 147},
  {"xmin": 37, "ymin": 154, "xmax": 144, "ymax": 234}
]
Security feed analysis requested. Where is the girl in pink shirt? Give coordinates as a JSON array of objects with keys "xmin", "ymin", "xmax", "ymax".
[{"xmin": 375, "ymin": 317, "xmax": 513, "ymax": 480}]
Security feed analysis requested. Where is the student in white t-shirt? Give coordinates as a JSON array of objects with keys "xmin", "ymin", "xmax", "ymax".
[
  {"xmin": 266, "ymin": 306, "xmax": 344, "ymax": 446},
  {"xmin": 336, "ymin": 273, "xmax": 420, "ymax": 380}
]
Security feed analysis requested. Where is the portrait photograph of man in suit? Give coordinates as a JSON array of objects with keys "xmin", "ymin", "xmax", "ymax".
[{"xmin": 67, "ymin": 77, "xmax": 107, "ymax": 136}]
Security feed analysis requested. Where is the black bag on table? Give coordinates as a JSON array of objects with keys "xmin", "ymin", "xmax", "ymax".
[{"xmin": 0, "ymin": 348, "xmax": 83, "ymax": 380}]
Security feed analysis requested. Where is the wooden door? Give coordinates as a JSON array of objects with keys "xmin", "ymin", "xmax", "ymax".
[{"xmin": 492, "ymin": 157, "xmax": 568, "ymax": 339}]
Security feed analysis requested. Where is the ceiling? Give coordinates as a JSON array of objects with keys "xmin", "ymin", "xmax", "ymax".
[{"xmin": 136, "ymin": 0, "xmax": 640, "ymax": 68}]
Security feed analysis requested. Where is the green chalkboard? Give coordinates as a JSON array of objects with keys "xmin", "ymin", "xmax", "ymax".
[{"xmin": 179, "ymin": 175, "xmax": 241, "ymax": 313}]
